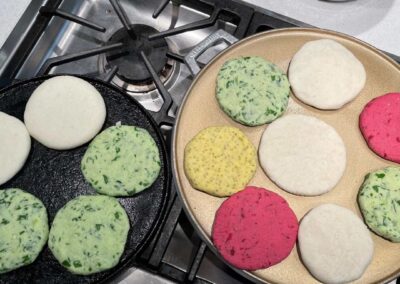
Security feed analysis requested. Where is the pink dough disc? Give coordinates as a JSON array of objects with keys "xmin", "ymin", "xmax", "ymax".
[
  {"xmin": 360, "ymin": 93, "xmax": 400, "ymax": 163},
  {"xmin": 211, "ymin": 186, "xmax": 298, "ymax": 270}
]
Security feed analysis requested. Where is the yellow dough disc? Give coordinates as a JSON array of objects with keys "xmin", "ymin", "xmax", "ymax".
[{"xmin": 184, "ymin": 126, "xmax": 256, "ymax": 197}]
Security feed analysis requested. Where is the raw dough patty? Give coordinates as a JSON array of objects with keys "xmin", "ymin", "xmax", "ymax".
[
  {"xmin": 212, "ymin": 186, "xmax": 298, "ymax": 270},
  {"xmin": 48, "ymin": 195, "xmax": 130, "ymax": 275},
  {"xmin": 24, "ymin": 76, "xmax": 106, "ymax": 150},
  {"xmin": 81, "ymin": 125, "xmax": 161, "ymax": 197},
  {"xmin": 298, "ymin": 204, "xmax": 373, "ymax": 284},
  {"xmin": 289, "ymin": 39, "xmax": 366, "ymax": 109},
  {"xmin": 184, "ymin": 126, "xmax": 256, "ymax": 197},
  {"xmin": 259, "ymin": 114, "xmax": 346, "ymax": 196},
  {"xmin": 0, "ymin": 188, "xmax": 48, "ymax": 273},
  {"xmin": 0, "ymin": 112, "xmax": 31, "ymax": 186},
  {"xmin": 358, "ymin": 167, "xmax": 400, "ymax": 242},
  {"xmin": 216, "ymin": 56, "xmax": 290, "ymax": 126},
  {"xmin": 359, "ymin": 93, "xmax": 400, "ymax": 163}
]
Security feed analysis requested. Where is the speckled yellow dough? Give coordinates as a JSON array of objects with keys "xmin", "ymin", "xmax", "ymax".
[{"xmin": 184, "ymin": 126, "xmax": 256, "ymax": 197}]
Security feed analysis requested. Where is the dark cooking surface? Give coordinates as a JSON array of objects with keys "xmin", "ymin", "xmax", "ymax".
[{"xmin": 0, "ymin": 75, "xmax": 170, "ymax": 284}]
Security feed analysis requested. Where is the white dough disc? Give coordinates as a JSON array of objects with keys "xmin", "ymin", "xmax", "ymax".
[
  {"xmin": 0, "ymin": 112, "xmax": 31, "ymax": 185},
  {"xmin": 298, "ymin": 204, "xmax": 374, "ymax": 284},
  {"xmin": 259, "ymin": 114, "xmax": 346, "ymax": 196},
  {"xmin": 24, "ymin": 76, "xmax": 106, "ymax": 150},
  {"xmin": 288, "ymin": 39, "xmax": 366, "ymax": 109}
]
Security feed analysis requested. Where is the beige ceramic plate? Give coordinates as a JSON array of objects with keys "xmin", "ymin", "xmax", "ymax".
[{"xmin": 173, "ymin": 28, "xmax": 400, "ymax": 284}]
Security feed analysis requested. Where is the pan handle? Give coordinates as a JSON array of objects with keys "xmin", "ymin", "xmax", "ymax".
[{"xmin": 184, "ymin": 29, "xmax": 238, "ymax": 76}]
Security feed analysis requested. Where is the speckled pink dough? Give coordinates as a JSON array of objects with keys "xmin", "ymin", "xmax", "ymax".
[
  {"xmin": 211, "ymin": 186, "xmax": 298, "ymax": 271},
  {"xmin": 360, "ymin": 93, "xmax": 400, "ymax": 163}
]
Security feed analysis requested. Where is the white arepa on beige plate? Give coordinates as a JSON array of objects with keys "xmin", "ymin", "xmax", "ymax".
[
  {"xmin": 0, "ymin": 112, "xmax": 31, "ymax": 185},
  {"xmin": 298, "ymin": 203, "xmax": 374, "ymax": 284},
  {"xmin": 288, "ymin": 39, "xmax": 366, "ymax": 109},
  {"xmin": 259, "ymin": 114, "xmax": 346, "ymax": 196},
  {"xmin": 24, "ymin": 76, "xmax": 106, "ymax": 150}
]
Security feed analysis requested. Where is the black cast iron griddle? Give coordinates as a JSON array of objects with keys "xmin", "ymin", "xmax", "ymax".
[{"xmin": 0, "ymin": 75, "xmax": 170, "ymax": 284}]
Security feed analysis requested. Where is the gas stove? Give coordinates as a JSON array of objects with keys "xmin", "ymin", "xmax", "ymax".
[{"xmin": 0, "ymin": 1, "xmax": 398, "ymax": 283}]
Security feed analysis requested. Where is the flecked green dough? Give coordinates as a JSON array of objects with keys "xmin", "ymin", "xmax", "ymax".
[
  {"xmin": 48, "ymin": 195, "xmax": 130, "ymax": 275},
  {"xmin": 0, "ymin": 188, "xmax": 49, "ymax": 273},
  {"xmin": 216, "ymin": 56, "xmax": 290, "ymax": 126},
  {"xmin": 358, "ymin": 166, "xmax": 400, "ymax": 242},
  {"xmin": 81, "ymin": 125, "xmax": 161, "ymax": 196}
]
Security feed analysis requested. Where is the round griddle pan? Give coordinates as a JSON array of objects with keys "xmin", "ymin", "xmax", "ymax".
[
  {"xmin": 0, "ymin": 75, "xmax": 170, "ymax": 284},
  {"xmin": 173, "ymin": 28, "xmax": 400, "ymax": 284}
]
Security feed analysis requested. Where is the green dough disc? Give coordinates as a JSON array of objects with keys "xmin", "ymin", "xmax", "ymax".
[
  {"xmin": 48, "ymin": 195, "xmax": 130, "ymax": 275},
  {"xmin": 0, "ymin": 188, "xmax": 49, "ymax": 273},
  {"xmin": 358, "ymin": 166, "xmax": 400, "ymax": 242},
  {"xmin": 216, "ymin": 56, "xmax": 290, "ymax": 126},
  {"xmin": 81, "ymin": 125, "xmax": 161, "ymax": 196}
]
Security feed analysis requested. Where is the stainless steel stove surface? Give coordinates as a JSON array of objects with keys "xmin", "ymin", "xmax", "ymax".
[
  {"xmin": 2, "ymin": 0, "xmax": 398, "ymax": 283},
  {"xmin": 16, "ymin": 0, "xmax": 238, "ymax": 113}
]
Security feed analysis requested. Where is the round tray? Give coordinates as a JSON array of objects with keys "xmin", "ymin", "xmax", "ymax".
[{"xmin": 173, "ymin": 28, "xmax": 400, "ymax": 284}]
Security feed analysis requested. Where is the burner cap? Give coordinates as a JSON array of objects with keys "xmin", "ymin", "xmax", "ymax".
[{"xmin": 105, "ymin": 24, "xmax": 168, "ymax": 83}]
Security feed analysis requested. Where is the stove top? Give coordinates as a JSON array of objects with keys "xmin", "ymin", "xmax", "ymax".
[{"xmin": 0, "ymin": 1, "xmax": 398, "ymax": 283}]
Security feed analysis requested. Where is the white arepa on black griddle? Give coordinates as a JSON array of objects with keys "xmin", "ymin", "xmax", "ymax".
[
  {"xmin": 24, "ymin": 76, "xmax": 106, "ymax": 150},
  {"xmin": 0, "ymin": 112, "xmax": 31, "ymax": 185}
]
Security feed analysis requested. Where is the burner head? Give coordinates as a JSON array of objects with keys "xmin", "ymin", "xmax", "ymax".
[{"xmin": 106, "ymin": 24, "xmax": 168, "ymax": 83}]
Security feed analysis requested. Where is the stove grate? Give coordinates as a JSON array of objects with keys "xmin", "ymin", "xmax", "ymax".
[
  {"xmin": 39, "ymin": 6, "xmax": 106, "ymax": 32},
  {"xmin": 37, "ymin": 43, "xmax": 123, "ymax": 76},
  {"xmin": 246, "ymin": 10, "xmax": 312, "ymax": 35},
  {"xmin": 149, "ymin": 0, "xmax": 253, "ymax": 40},
  {"xmin": 153, "ymin": 0, "xmax": 170, "ymax": 18}
]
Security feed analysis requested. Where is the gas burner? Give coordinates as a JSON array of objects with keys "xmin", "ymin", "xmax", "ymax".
[
  {"xmin": 101, "ymin": 24, "xmax": 176, "ymax": 93},
  {"xmin": 100, "ymin": 56, "xmax": 176, "ymax": 94}
]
